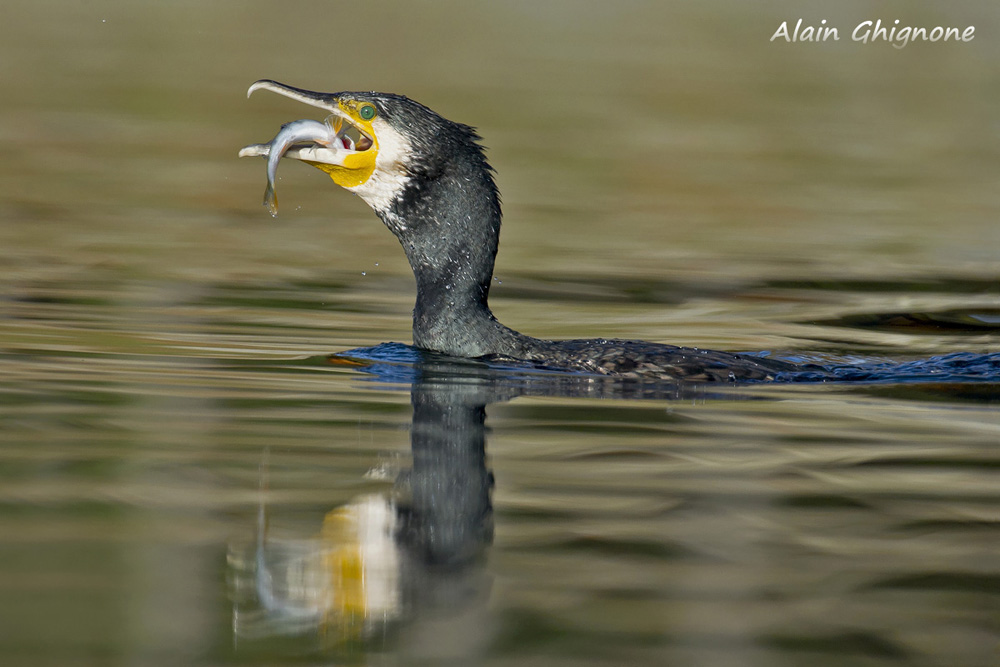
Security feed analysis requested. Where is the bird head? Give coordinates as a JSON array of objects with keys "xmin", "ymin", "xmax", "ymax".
[{"xmin": 240, "ymin": 79, "xmax": 486, "ymax": 217}]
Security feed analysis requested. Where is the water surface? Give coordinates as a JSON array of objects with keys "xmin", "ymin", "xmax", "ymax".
[{"xmin": 1, "ymin": 2, "xmax": 998, "ymax": 665}]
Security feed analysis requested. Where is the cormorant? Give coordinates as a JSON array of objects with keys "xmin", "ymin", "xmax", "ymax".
[{"xmin": 240, "ymin": 80, "xmax": 798, "ymax": 382}]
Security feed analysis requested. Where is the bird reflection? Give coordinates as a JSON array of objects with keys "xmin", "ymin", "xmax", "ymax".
[
  {"xmin": 227, "ymin": 348, "xmax": 748, "ymax": 650},
  {"xmin": 228, "ymin": 358, "xmax": 502, "ymax": 648}
]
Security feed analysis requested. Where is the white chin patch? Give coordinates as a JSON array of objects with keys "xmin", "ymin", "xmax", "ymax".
[{"xmin": 348, "ymin": 118, "xmax": 412, "ymax": 214}]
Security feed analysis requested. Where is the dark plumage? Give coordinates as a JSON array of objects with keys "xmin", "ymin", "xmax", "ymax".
[{"xmin": 244, "ymin": 81, "xmax": 800, "ymax": 382}]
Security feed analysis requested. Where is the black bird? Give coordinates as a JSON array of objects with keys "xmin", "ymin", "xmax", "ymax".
[{"xmin": 240, "ymin": 80, "xmax": 799, "ymax": 382}]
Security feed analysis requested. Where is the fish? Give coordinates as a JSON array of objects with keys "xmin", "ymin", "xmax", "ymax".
[{"xmin": 261, "ymin": 118, "xmax": 338, "ymax": 216}]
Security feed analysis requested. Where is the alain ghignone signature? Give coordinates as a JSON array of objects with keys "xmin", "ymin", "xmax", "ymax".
[{"xmin": 771, "ymin": 19, "xmax": 975, "ymax": 49}]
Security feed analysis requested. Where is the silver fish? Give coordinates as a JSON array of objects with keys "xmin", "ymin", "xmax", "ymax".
[{"xmin": 262, "ymin": 119, "xmax": 336, "ymax": 216}]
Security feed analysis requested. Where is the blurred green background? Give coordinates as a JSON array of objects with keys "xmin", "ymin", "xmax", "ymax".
[
  {"xmin": 1, "ymin": 2, "xmax": 998, "ymax": 665},
  {"xmin": 2, "ymin": 0, "xmax": 996, "ymax": 294}
]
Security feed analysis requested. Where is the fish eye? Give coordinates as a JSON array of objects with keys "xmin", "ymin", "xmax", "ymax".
[{"xmin": 359, "ymin": 104, "xmax": 377, "ymax": 121}]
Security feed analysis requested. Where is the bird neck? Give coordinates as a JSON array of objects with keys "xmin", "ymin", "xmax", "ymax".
[{"xmin": 376, "ymin": 158, "xmax": 527, "ymax": 358}]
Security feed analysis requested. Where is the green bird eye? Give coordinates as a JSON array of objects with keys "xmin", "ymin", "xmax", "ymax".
[{"xmin": 359, "ymin": 104, "xmax": 376, "ymax": 121}]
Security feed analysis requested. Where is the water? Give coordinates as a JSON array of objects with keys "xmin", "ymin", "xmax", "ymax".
[{"xmin": 2, "ymin": 1, "xmax": 999, "ymax": 665}]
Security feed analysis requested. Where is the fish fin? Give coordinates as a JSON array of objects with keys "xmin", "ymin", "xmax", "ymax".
[{"xmin": 263, "ymin": 182, "xmax": 278, "ymax": 217}]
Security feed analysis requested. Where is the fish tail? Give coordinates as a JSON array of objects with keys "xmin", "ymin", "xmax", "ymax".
[{"xmin": 263, "ymin": 182, "xmax": 278, "ymax": 217}]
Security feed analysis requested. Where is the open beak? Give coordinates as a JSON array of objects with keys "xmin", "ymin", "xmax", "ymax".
[{"xmin": 238, "ymin": 80, "xmax": 374, "ymax": 167}]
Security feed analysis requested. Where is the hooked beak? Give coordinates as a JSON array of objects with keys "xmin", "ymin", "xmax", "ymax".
[
  {"xmin": 238, "ymin": 80, "xmax": 372, "ymax": 167},
  {"xmin": 246, "ymin": 79, "xmax": 340, "ymax": 112}
]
